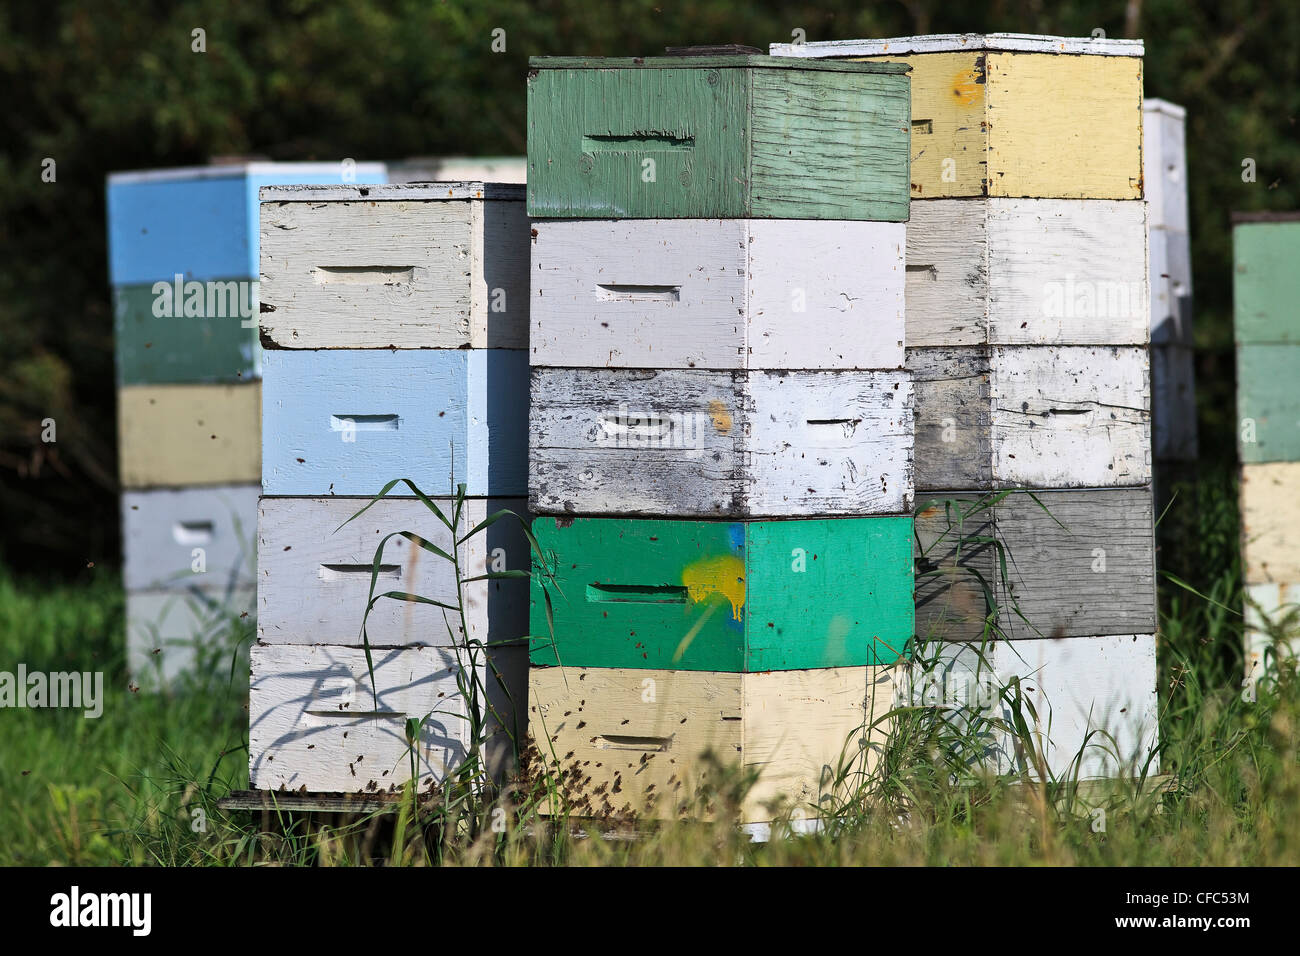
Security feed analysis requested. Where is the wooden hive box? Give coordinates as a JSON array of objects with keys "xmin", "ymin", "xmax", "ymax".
[
  {"xmin": 258, "ymin": 183, "xmax": 529, "ymax": 350},
  {"xmin": 249, "ymin": 643, "xmax": 528, "ymax": 793},
  {"xmin": 118, "ymin": 383, "xmax": 261, "ymax": 488},
  {"xmin": 1244, "ymin": 582, "xmax": 1300, "ymax": 683},
  {"xmin": 257, "ymin": 496, "xmax": 530, "ymax": 648},
  {"xmin": 529, "ymin": 217, "xmax": 904, "ymax": 370},
  {"xmin": 528, "ymin": 664, "xmax": 898, "ymax": 823},
  {"xmin": 386, "ymin": 156, "xmax": 527, "ymax": 184},
  {"xmin": 769, "ymin": 34, "xmax": 1144, "ymax": 200},
  {"xmin": 1240, "ymin": 463, "xmax": 1300, "ymax": 585},
  {"xmin": 107, "ymin": 163, "xmax": 386, "ymax": 383},
  {"xmin": 1143, "ymin": 99, "xmax": 1189, "ymax": 234},
  {"xmin": 904, "ymin": 198, "xmax": 1148, "ymax": 348},
  {"xmin": 260, "ymin": 349, "xmax": 528, "ymax": 497},
  {"xmin": 902, "ymin": 633, "xmax": 1159, "ymax": 780},
  {"xmin": 1233, "ymin": 213, "xmax": 1300, "ymax": 345},
  {"xmin": 526, "ymin": 55, "xmax": 911, "ymax": 220},
  {"xmin": 126, "ymin": 587, "xmax": 255, "ymax": 686},
  {"xmin": 121, "ymin": 485, "xmax": 259, "ymax": 592},
  {"xmin": 909, "ymin": 345, "xmax": 1151, "ymax": 491},
  {"xmin": 913, "ymin": 489, "xmax": 1156, "ymax": 642},
  {"xmin": 529, "ymin": 367, "xmax": 913, "ymax": 517},
  {"xmin": 527, "ymin": 515, "xmax": 914, "ymax": 671},
  {"xmin": 1149, "ymin": 226, "xmax": 1193, "ymax": 345}
]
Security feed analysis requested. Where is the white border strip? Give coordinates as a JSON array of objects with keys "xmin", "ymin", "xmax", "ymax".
[
  {"xmin": 770, "ymin": 33, "xmax": 1143, "ymax": 58},
  {"xmin": 108, "ymin": 162, "xmax": 386, "ymax": 186}
]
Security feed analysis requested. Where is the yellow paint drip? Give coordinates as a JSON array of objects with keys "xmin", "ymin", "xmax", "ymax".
[
  {"xmin": 707, "ymin": 399, "xmax": 732, "ymax": 434},
  {"xmin": 682, "ymin": 555, "xmax": 746, "ymax": 621}
]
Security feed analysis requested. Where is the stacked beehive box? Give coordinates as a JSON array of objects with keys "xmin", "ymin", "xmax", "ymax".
[
  {"xmin": 1145, "ymin": 99, "xmax": 1198, "ymax": 467},
  {"xmin": 774, "ymin": 34, "xmax": 1158, "ymax": 780},
  {"xmin": 1234, "ymin": 212, "xmax": 1300, "ymax": 684},
  {"xmin": 108, "ymin": 162, "xmax": 385, "ymax": 685},
  {"xmin": 248, "ymin": 183, "xmax": 533, "ymax": 793},
  {"xmin": 387, "ymin": 156, "xmax": 527, "ymax": 184},
  {"xmin": 523, "ymin": 52, "xmax": 916, "ymax": 830}
]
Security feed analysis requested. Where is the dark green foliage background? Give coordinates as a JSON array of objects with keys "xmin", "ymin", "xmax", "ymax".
[{"xmin": 1, "ymin": 0, "xmax": 1296, "ymax": 578}]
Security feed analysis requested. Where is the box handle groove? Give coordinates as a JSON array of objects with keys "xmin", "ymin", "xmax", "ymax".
[
  {"xmin": 330, "ymin": 414, "xmax": 400, "ymax": 432},
  {"xmin": 319, "ymin": 563, "xmax": 401, "ymax": 582},
  {"xmin": 172, "ymin": 521, "xmax": 214, "ymax": 546},
  {"xmin": 586, "ymin": 583, "xmax": 688, "ymax": 605},
  {"xmin": 595, "ymin": 734, "xmax": 672, "ymax": 752},
  {"xmin": 314, "ymin": 266, "xmax": 415, "ymax": 285},
  {"xmin": 581, "ymin": 133, "xmax": 695, "ymax": 151},
  {"xmin": 596, "ymin": 283, "xmax": 682, "ymax": 303}
]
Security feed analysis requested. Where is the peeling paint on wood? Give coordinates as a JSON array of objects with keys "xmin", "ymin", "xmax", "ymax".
[
  {"xmin": 259, "ymin": 186, "xmax": 530, "ymax": 349},
  {"xmin": 529, "ymin": 218, "xmax": 905, "ymax": 369},
  {"xmin": 908, "ymin": 345, "xmax": 1151, "ymax": 490},
  {"xmin": 527, "ymin": 514, "xmax": 914, "ymax": 671},
  {"xmin": 905, "ymin": 198, "xmax": 1148, "ymax": 348},
  {"xmin": 528, "ymin": 664, "xmax": 898, "ymax": 822},
  {"xmin": 529, "ymin": 367, "xmax": 914, "ymax": 516}
]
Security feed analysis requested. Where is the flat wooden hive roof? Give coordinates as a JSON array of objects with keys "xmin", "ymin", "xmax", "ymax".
[
  {"xmin": 528, "ymin": 54, "xmax": 909, "ymax": 73},
  {"xmin": 108, "ymin": 162, "xmax": 386, "ymax": 185},
  {"xmin": 258, "ymin": 182, "xmax": 526, "ymax": 202},
  {"xmin": 769, "ymin": 33, "xmax": 1144, "ymax": 57}
]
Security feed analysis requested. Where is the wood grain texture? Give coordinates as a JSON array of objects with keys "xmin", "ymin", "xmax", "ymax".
[
  {"xmin": 795, "ymin": 47, "xmax": 1142, "ymax": 198},
  {"xmin": 107, "ymin": 164, "xmax": 385, "ymax": 286},
  {"xmin": 526, "ymin": 61, "xmax": 910, "ymax": 220},
  {"xmin": 1143, "ymin": 100, "xmax": 1188, "ymax": 234},
  {"xmin": 122, "ymin": 485, "xmax": 259, "ymax": 592},
  {"xmin": 1241, "ymin": 462, "xmax": 1300, "ymax": 583},
  {"xmin": 257, "ymin": 496, "xmax": 529, "ymax": 648},
  {"xmin": 771, "ymin": 34, "xmax": 1144, "ymax": 57},
  {"xmin": 909, "ymin": 346, "xmax": 1150, "ymax": 490},
  {"xmin": 1149, "ymin": 225, "xmax": 1193, "ymax": 345},
  {"xmin": 1244, "ymin": 581, "xmax": 1300, "ymax": 684},
  {"xmin": 1237, "ymin": 344, "xmax": 1300, "ymax": 463},
  {"xmin": 527, "ymin": 515, "xmax": 914, "ymax": 671},
  {"xmin": 261, "ymin": 349, "xmax": 528, "ymax": 496},
  {"xmin": 914, "ymin": 488, "xmax": 1156, "ymax": 641},
  {"xmin": 905, "ymin": 198, "xmax": 1148, "ymax": 347},
  {"xmin": 126, "ymin": 587, "xmax": 255, "ymax": 687},
  {"xmin": 528, "ymin": 218, "xmax": 905, "ymax": 370},
  {"xmin": 529, "ymin": 367, "xmax": 914, "ymax": 516},
  {"xmin": 908, "ymin": 634, "xmax": 1159, "ymax": 780},
  {"xmin": 528, "ymin": 665, "xmax": 897, "ymax": 822},
  {"xmin": 1152, "ymin": 343, "xmax": 1198, "ymax": 461},
  {"xmin": 118, "ymin": 383, "xmax": 261, "ymax": 488},
  {"xmin": 113, "ymin": 282, "xmax": 260, "ymax": 385},
  {"xmin": 258, "ymin": 195, "xmax": 529, "ymax": 349},
  {"xmin": 1233, "ymin": 219, "xmax": 1300, "ymax": 345},
  {"xmin": 249, "ymin": 643, "xmax": 527, "ymax": 792},
  {"xmin": 990, "ymin": 346, "xmax": 1150, "ymax": 488}
]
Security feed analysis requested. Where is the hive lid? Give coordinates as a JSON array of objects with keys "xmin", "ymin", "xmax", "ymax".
[
  {"xmin": 258, "ymin": 182, "xmax": 526, "ymax": 202},
  {"xmin": 1143, "ymin": 98, "xmax": 1187, "ymax": 119},
  {"xmin": 108, "ymin": 162, "xmax": 387, "ymax": 186},
  {"xmin": 1231, "ymin": 211, "xmax": 1300, "ymax": 224},
  {"xmin": 769, "ymin": 33, "xmax": 1144, "ymax": 58},
  {"xmin": 528, "ymin": 54, "xmax": 910, "ymax": 73}
]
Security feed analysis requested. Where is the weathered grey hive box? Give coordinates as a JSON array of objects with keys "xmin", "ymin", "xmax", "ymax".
[
  {"xmin": 122, "ymin": 485, "xmax": 258, "ymax": 592},
  {"xmin": 770, "ymin": 34, "xmax": 1144, "ymax": 200},
  {"xmin": 909, "ymin": 345, "xmax": 1151, "ymax": 490},
  {"xmin": 905, "ymin": 198, "xmax": 1148, "ymax": 348},
  {"xmin": 1143, "ymin": 99, "xmax": 1189, "ymax": 234},
  {"xmin": 529, "ymin": 367, "xmax": 914, "ymax": 517},
  {"xmin": 526, "ymin": 55, "xmax": 911, "ymax": 220},
  {"xmin": 529, "ymin": 217, "xmax": 904, "ymax": 369},
  {"xmin": 259, "ymin": 183, "xmax": 529, "ymax": 350},
  {"xmin": 914, "ymin": 488, "xmax": 1156, "ymax": 642}
]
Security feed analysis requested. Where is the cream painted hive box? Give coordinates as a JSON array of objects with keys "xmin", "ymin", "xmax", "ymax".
[
  {"xmin": 770, "ymin": 33, "xmax": 1144, "ymax": 200},
  {"xmin": 529, "ymin": 665, "xmax": 898, "ymax": 824}
]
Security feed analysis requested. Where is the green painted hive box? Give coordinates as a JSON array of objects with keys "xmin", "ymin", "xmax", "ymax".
[
  {"xmin": 114, "ymin": 282, "xmax": 260, "ymax": 385},
  {"xmin": 526, "ymin": 55, "xmax": 911, "ymax": 220},
  {"xmin": 1234, "ymin": 213, "xmax": 1300, "ymax": 345},
  {"xmin": 528, "ymin": 515, "xmax": 914, "ymax": 671}
]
